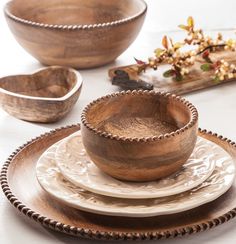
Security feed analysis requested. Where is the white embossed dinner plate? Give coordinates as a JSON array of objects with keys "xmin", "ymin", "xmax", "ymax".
[
  {"xmin": 36, "ymin": 141, "xmax": 235, "ymax": 217},
  {"xmin": 54, "ymin": 132, "xmax": 216, "ymax": 199}
]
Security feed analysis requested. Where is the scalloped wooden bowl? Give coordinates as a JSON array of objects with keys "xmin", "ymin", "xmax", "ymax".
[
  {"xmin": 81, "ymin": 91, "xmax": 198, "ymax": 182},
  {"xmin": 0, "ymin": 66, "xmax": 82, "ymax": 123},
  {"xmin": 4, "ymin": 0, "xmax": 147, "ymax": 68}
]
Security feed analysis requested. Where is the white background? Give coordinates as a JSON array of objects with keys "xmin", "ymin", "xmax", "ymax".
[{"xmin": 1, "ymin": 0, "xmax": 236, "ymax": 243}]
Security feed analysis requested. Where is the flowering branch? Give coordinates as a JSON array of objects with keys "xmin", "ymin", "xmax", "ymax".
[{"xmin": 136, "ymin": 17, "xmax": 236, "ymax": 82}]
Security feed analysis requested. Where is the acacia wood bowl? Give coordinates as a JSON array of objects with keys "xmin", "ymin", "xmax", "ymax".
[
  {"xmin": 0, "ymin": 66, "xmax": 82, "ymax": 123},
  {"xmin": 81, "ymin": 90, "xmax": 198, "ymax": 182},
  {"xmin": 4, "ymin": 0, "xmax": 147, "ymax": 69}
]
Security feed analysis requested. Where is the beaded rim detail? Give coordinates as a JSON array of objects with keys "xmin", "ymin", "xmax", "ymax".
[
  {"xmin": 1, "ymin": 125, "xmax": 236, "ymax": 240},
  {"xmin": 81, "ymin": 90, "xmax": 198, "ymax": 142},
  {"xmin": 4, "ymin": 0, "xmax": 147, "ymax": 30}
]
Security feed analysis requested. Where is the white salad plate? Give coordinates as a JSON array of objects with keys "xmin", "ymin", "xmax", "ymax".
[
  {"xmin": 55, "ymin": 132, "xmax": 216, "ymax": 199},
  {"xmin": 36, "ymin": 139, "xmax": 235, "ymax": 217}
]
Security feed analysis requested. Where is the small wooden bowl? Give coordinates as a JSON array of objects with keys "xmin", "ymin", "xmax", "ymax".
[
  {"xmin": 4, "ymin": 0, "xmax": 147, "ymax": 69},
  {"xmin": 0, "ymin": 66, "xmax": 82, "ymax": 123},
  {"xmin": 81, "ymin": 90, "xmax": 198, "ymax": 182}
]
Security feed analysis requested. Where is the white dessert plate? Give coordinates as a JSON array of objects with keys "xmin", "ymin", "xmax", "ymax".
[
  {"xmin": 55, "ymin": 132, "xmax": 216, "ymax": 199},
  {"xmin": 36, "ymin": 140, "xmax": 235, "ymax": 217}
]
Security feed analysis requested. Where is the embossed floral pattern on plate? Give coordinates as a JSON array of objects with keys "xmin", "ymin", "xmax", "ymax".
[
  {"xmin": 36, "ymin": 139, "xmax": 235, "ymax": 217},
  {"xmin": 55, "ymin": 132, "xmax": 216, "ymax": 199}
]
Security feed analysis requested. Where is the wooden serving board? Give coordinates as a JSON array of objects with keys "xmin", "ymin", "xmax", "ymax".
[
  {"xmin": 1, "ymin": 124, "xmax": 236, "ymax": 241},
  {"xmin": 109, "ymin": 51, "xmax": 236, "ymax": 95}
]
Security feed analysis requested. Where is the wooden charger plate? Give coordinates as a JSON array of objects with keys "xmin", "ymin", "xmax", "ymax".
[{"xmin": 1, "ymin": 124, "xmax": 236, "ymax": 241}]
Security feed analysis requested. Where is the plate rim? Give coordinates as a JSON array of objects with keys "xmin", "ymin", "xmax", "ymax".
[
  {"xmin": 1, "ymin": 124, "xmax": 236, "ymax": 241},
  {"xmin": 55, "ymin": 134, "xmax": 217, "ymax": 199},
  {"xmin": 38, "ymin": 139, "xmax": 234, "ymax": 217}
]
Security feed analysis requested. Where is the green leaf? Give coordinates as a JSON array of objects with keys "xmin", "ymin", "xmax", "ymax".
[
  {"xmin": 187, "ymin": 16, "xmax": 194, "ymax": 28},
  {"xmin": 175, "ymin": 74, "xmax": 183, "ymax": 81},
  {"xmin": 155, "ymin": 48, "xmax": 165, "ymax": 57},
  {"xmin": 178, "ymin": 24, "xmax": 189, "ymax": 31},
  {"xmin": 214, "ymin": 76, "xmax": 220, "ymax": 83},
  {"xmin": 200, "ymin": 63, "xmax": 213, "ymax": 71},
  {"xmin": 163, "ymin": 69, "xmax": 175, "ymax": 78},
  {"xmin": 173, "ymin": 42, "xmax": 184, "ymax": 49}
]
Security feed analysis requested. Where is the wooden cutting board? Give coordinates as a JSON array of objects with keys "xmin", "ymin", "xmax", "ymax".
[{"xmin": 109, "ymin": 51, "xmax": 236, "ymax": 95}]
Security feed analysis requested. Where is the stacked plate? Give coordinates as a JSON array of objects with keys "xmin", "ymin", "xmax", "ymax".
[{"xmin": 36, "ymin": 131, "xmax": 236, "ymax": 218}]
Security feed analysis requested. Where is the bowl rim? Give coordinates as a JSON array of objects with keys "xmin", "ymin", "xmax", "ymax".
[
  {"xmin": 0, "ymin": 66, "xmax": 83, "ymax": 101},
  {"xmin": 81, "ymin": 90, "xmax": 198, "ymax": 142},
  {"xmin": 4, "ymin": 0, "xmax": 147, "ymax": 30}
]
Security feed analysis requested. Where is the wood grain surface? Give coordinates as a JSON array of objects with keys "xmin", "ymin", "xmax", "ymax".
[
  {"xmin": 1, "ymin": 124, "xmax": 236, "ymax": 241},
  {"xmin": 81, "ymin": 91, "xmax": 198, "ymax": 182},
  {"xmin": 109, "ymin": 50, "xmax": 236, "ymax": 94},
  {"xmin": 5, "ymin": 0, "xmax": 147, "ymax": 68},
  {"xmin": 0, "ymin": 66, "xmax": 82, "ymax": 123}
]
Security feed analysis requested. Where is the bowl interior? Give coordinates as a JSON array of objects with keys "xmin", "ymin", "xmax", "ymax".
[
  {"xmin": 7, "ymin": 0, "xmax": 146, "ymax": 25},
  {"xmin": 0, "ymin": 68, "xmax": 78, "ymax": 98},
  {"xmin": 85, "ymin": 94, "xmax": 192, "ymax": 139}
]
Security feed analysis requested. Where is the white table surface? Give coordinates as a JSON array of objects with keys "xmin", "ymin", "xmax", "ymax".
[{"xmin": 1, "ymin": 0, "xmax": 236, "ymax": 243}]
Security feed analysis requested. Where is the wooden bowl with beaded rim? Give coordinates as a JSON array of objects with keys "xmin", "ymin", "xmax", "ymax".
[
  {"xmin": 4, "ymin": 0, "xmax": 147, "ymax": 69},
  {"xmin": 81, "ymin": 90, "xmax": 198, "ymax": 182}
]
